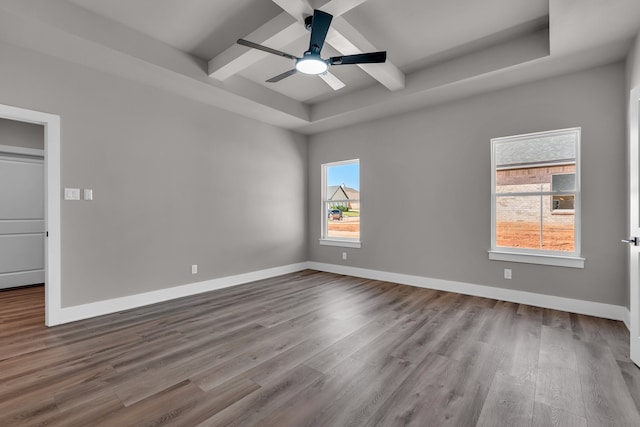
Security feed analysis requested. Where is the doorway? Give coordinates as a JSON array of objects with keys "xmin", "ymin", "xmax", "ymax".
[
  {"xmin": 0, "ymin": 104, "xmax": 60, "ymax": 326},
  {"xmin": 0, "ymin": 120, "xmax": 45, "ymax": 290}
]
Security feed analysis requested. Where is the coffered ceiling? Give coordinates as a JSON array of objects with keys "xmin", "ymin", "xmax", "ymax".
[{"xmin": 0, "ymin": 0, "xmax": 639, "ymax": 134}]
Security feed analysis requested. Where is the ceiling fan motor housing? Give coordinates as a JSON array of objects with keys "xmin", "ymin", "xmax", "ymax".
[{"xmin": 304, "ymin": 15, "xmax": 313, "ymax": 32}]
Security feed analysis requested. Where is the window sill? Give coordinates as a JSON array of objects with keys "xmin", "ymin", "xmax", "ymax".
[
  {"xmin": 551, "ymin": 209, "xmax": 575, "ymax": 215},
  {"xmin": 319, "ymin": 239, "xmax": 361, "ymax": 249},
  {"xmin": 488, "ymin": 250, "xmax": 584, "ymax": 268}
]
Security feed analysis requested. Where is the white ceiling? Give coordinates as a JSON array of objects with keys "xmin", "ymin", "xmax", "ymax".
[{"xmin": 0, "ymin": 0, "xmax": 639, "ymax": 134}]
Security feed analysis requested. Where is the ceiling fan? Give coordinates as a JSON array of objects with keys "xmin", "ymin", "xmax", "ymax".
[{"xmin": 237, "ymin": 9, "xmax": 386, "ymax": 90}]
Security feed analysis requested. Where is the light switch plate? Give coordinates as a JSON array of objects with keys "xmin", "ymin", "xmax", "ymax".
[
  {"xmin": 64, "ymin": 188, "xmax": 80, "ymax": 201},
  {"xmin": 84, "ymin": 189, "xmax": 93, "ymax": 201}
]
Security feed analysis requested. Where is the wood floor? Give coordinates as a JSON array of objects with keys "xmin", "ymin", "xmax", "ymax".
[{"xmin": 1, "ymin": 270, "xmax": 640, "ymax": 426}]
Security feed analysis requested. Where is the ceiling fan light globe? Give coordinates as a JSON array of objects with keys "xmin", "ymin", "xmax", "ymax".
[{"xmin": 296, "ymin": 57, "xmax": 328, "ymax": 75}]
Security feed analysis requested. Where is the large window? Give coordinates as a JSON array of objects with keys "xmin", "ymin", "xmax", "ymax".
[
  {"xmin": 321, "ymin": 159, "xmax": 360, "ymax": 248},
  {"xmin": 490, "ymin": 128, "xmax": 583, "ymax": 268}
]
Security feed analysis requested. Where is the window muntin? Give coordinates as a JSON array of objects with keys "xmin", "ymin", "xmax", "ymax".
[
  {"xmin": 491, "ymin": 128, "xmax": 580, "ymax": 258},
  {"xmin": 321, "ymin": 159, "xmax": 360, "ymax": 245}
]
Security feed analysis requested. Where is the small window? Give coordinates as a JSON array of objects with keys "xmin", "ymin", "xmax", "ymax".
[
  {"xmin": 320, "ymin": 159, "xmax": 360, "ymax": 248},
  {"xmin": 490, "ymin": 128, "xmax": 583, "ymax": 268},
  {"xmin": 551, "ymin": 173, "xmax": 575, "ymax": 213}
]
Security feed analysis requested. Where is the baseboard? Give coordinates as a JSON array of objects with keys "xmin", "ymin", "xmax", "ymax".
[
  {"xmin": 53, "ymin": 260, "xmax": 631, "ymax": 329},
  {"xmin": 53, "ymin": 262, "xmax": 308, "ymax": 325},
  {"xmin": 307, "ymin": 262, "xmax": 630, "ymax": 325},
  {"xmin": 623, "ymin": 307, "xmax": 631, "ymax": 331},
  {"xmin": 0, "ymin": 269, "xmax": 44, "ymax": 290}
]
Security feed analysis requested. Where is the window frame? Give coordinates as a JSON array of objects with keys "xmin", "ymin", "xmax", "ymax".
[
  {"xmin": 489, "ymin": 128, "xmax": 584, "ymax": 268},
  {"xmin": 320, "ymin": 159, "xmax": 361, "ymax": 248}
]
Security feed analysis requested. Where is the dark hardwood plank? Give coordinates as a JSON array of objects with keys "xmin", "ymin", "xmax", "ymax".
[
  {"xmin": 253, "ymin": 356, "xmax": 367, "ymax": 427},
  {"xmin": 0, "ymin": 271, "xmax": 639, "ymax": 426},
  {"xmin": 497, "ymin": 310, "xmax": 541, "ymax": 384},
  {"xmin": 535, "ymin": 325, "xmax": 585, "ymax": 418},
  {"xmin": 305, "ymin": 310, "xmax": 407, "ymax": 373},
  {"xmin": 390, "ymin": 304, "xmax": 465, "ymax": 363},
  {"xmin": 160, "ymin": 377, "xmax": 260, "ymax": 427},
  {"xmin": 361, "ymin": 352, "xmax": 453, "ymax": 427},
  {"xmin": 476, "ymin": 372, "xmax": 535, "ymax": 427},
  {"xmin": 197, "ymin": 364, "xmax": 324, "ymax": 427},
  {"xmin": 304, "ymin": 355, "xmax": 414, "ymax": 427},
  {"xmin": 532, "ymin": 401, "xmax": 587, "ymax": 427},
  {"xmin": 574, "ymin": 339, "xmax": 640, "ymax": 426},
  {"xmin": 619, "ymin": 359, "xmax": 640, "ymax": 414},
  {"xmin": 542, "ymin": 307, "xmax": 572, "ymax": 331},
  {"xmin": 368, "ymin": 341, "xmax": 501, "ymax": 426},
  {"xmin": 191, "ymin": 316, "xmax": 366, "ymax": 392}
]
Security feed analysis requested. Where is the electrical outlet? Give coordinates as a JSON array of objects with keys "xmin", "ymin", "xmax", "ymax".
[
  {"xmin": 504, "ymin": 268, "xmax": 512, "ymax": 280},
  {"xmin": 191, "ymin": 264, "xmax": 198, "ymax": 274},
  {"xmin": 342, "ymin": 252, "xmax": 347, "ymax": 260}
]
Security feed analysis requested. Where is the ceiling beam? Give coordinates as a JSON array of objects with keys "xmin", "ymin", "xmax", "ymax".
[
  {"xmin": 327, "ymin": 17, "xmax": 405, "ymax": 91},
  {"xmin": 273, "ymin": 0, "xmax": 404, "ymax": 90},
  {"xmin": 208, "ymin": 12, "xmax": 307, "ymax": 80},
  {"xmin": 209, "ymin": 0, "xmax": 405, "ymax": 91},
  {"xmin": 320, "ymin": 0, "xmax": 370, "ymax": 17},
  {"xmin": 271, "ymin": 0, "xmax": 313, "ymax": 19},
  {"xmin": 271, "ymin": 0, "xmax": 371, "ymax": 18},
  {"xmin": 0, "ymin": 0, "xmax": 311, "ymax": 127}
]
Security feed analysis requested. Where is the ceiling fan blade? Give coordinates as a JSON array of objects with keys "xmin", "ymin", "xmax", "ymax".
[
  {"xmin": 318, "ymin": 72, "xmax": 345, "ymax": 91},
  {"xmin": 266, "ymin": 68, "xmax": 298, "ymax": 83},
  {"xmin": 237, "ymin": 39, "xmax": 298, "ymax": 60},
  {"xmin": 329, "ymin": 51, "xmax": 387, "ymax": 65},
  {"xmin": 308, "ymin": 10, "xmax": 333, "ymax": 54}
]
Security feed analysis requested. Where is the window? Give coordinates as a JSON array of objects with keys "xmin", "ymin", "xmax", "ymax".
[
  {"xmin": 551, "ymin": 173, "xmax": 575, "ymax": 213},
  {"xmin": 320, "ymin": 159, "xmax": 360, "ymax": 248},
  {"xmin": 490, "ymin": 128, "xmax": 583, "ymax": 268}
]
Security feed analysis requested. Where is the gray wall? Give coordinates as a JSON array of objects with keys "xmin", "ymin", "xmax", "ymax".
[
  {"xmin": 0, "ymin": 118, "xmax": 43, "ymax": 150},
  {"xmin": 309, "ymin": 62, "xmax": 627, "ymax": 307},
  {"xmin": 0, "ymin": 41, "xmax": 308, "ymax": 307},
  {"xmin": 0, "ymin": 36, "xmax": 629, "ymax": 310}
]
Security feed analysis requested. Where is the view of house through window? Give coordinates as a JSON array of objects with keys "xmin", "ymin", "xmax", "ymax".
[
  {"xmin": 322, "ymin": 159, "xmax": 360, "ymax": 242},
  {"xmin": 492, "ymin": 128, "xmax": 580, "ymax": 254}
]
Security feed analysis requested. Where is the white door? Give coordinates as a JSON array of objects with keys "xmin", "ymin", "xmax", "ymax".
[
  {"xmin": 628, "ymin": 86, "xmax": 640, "ymax": 367},
  {"xmin": 0, "ymin": 147, "xmax": 45, "ymax": 289}
]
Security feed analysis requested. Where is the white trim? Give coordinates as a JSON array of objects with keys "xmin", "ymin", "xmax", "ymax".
[
  {"xmin": 488, "ymin": 250, "xmax": 585, "ymax": 268},
  {"xmin": 0, "ymin": 144, "xmax": 44, "ymax": 157},
  {"xmin": 53, "ymin": 263, "xmax": 308, "ymax": 325},
  {"xmin": 629, "ymin": 85, "xmax": 640, "ymax": 365},
  {"xmin": 0, "ymin": 270, "xmax": 45, "ymax": 290},
  {"xmin": 623, "ymin": 307, "xmax": 631, "ymax": 332},
  {"xmin": 307, "ymin": 262, "xmax": 627, "ymax": 323},
  {"xmin": 0, "ymin": 155, "xmax": 44, "ymax": 165},
  {"xmin": 0, "ymin": 104, "xmax": 61, "ymax": 327},
  {"xmin": 319, "ymin": 238, "xmax": 361, "ymax": 248}
]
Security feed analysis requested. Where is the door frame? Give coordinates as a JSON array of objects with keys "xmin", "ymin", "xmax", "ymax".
[
  {"xmin": 0, "ymin": 104, "xmax": 61, "ymax": 326},
  {"xmin": 630, "ymin": 85, "xmax": 640, "ymax": 366}
]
